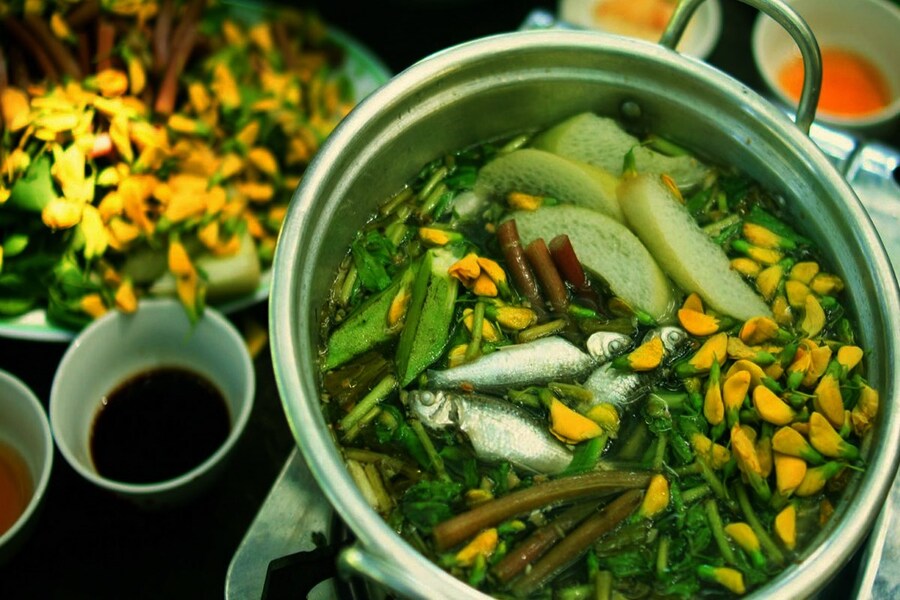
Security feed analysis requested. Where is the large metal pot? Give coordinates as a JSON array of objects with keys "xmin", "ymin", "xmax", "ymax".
[{"xmin": 270, "ymin": 0, "xmax": 900, "ymax": 597}]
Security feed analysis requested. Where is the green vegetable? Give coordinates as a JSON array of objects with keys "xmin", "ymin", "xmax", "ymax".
[
  {"xmin": 8, "ymin": 154, "xmax": 58, "ymax": 212},
  {"xmin": 399, "ymin": 479, "xmax": 464, "ymax": 533},
  {"xmin": 395, "ymin": 248, "xmax": 460, "ymax": 386}
]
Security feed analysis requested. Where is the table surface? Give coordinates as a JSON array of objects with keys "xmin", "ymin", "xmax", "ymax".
[{"xmin": 0, "ymin": 1, "xmax": 895, "ymax": 598}]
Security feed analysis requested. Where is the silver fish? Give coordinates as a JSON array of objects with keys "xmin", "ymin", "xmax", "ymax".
[
  {"xmin": 643, "ymin": 326, "xmax": 690, "ymax": 357},
  {"xmin": 426, "ymin": 336, "xmax": 596, "ymax": 392},
  {"xmin": 582, "ymin": 363, "xmax": 651, "ymax": 408},
  {"xmin": 586, "ymin": 331, "xmax": 633, "ymax": 363},
  {"xmin": 408, "ymin": 390, "xmax": 573, "ymax": 475}
]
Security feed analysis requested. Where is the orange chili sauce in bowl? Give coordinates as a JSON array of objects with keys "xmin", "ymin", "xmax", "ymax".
[{"xmin": 778, "ymin": 47, "xmax": 892, "ymax": 118}]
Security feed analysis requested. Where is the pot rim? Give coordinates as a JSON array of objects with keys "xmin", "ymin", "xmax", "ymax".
[{"xmin": 271, "ymin": 28, "xmax": 900, "ymax": 599}]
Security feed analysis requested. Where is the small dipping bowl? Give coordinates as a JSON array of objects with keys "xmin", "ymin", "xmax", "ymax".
[
  {"xmin": 49, "ymin": 299, "xmax": 254, "ymax": 508},
  {"xmin": 559, "ymin": 0, "xmax": 722, "ymax": 59},
  {"xmin": 0, "ymin": 369, "xmax": 52, "ymax": 563},
  {"xmin": 753, "ymin": 0, "xmax": 900, "ymax": 135}
]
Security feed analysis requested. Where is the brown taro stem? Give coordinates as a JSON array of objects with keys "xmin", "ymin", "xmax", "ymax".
[
  {"xmin": 525, "ymin": 237, "xmax": 569, "ymax": 317},
  {"xmin": 493, "ymin": 500, "xmax": 598, "ymax": 583},
  {"xmin": 95, "ymin": 18, "xmax": 116, "ymax": 72},
  {"xmin": 65, "ymin": 0, "xmax": 101, "ymax": 29},
  {"xmin": 497, "ymin": 219, "xmax": 548, "ymax": 321},
  {"xmin": 76, "ymin": 32, "xmax": 91, "ymax": 75},
  {"xmin": 23, "ymin": 14, "xmax": 81, "ymax": 79},
  {"xmin": 3, "ymin": 17, "xmax": 59, "ymax": 82},
  {"xmin": 154, "ymin": 13, "xmax": 201, "ymax": 115},
  {"xmin": 550, "ymin": 233, "xmax": 604, "ymax": 312},
  {"xmin": 273, "ymin": 21, "xmax": 297, "ymax": 70},
  {"xmin": 153, "ymin": 0, "xmax": 175, "ymax": 74},
  {"xmin": 431, "ymin": 470, "xmax": 651, "ymax": 551},
  {"xmin": 510, "ymin": 489, "xmax": 643, "ymax": 597}
]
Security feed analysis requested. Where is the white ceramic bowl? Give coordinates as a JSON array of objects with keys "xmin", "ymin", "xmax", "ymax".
[
  {"xmin": 753, "ymin": 0, "xmax": 900, "ymax": 134},
  {"xmin": 0, "ymin": 370, "xmax": 53, "ymax": 563},
  {"xmin": 559, "ymin": 0, "xmax": 722, "ymax": 59},
  {"xmin": 49, "ymin": 299, "xmax": 254, "ymax": 508}
]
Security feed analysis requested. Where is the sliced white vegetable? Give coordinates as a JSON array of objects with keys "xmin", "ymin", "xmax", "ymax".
[
  {"xmin": 532, "ymin": 112, "xmax": 710, "ymax": 191},
  {"xmin": 618, "ymin": 173, "xmax": 771, "ymax": 321},
  {"xmin": 150, "ymin": 232, "xmax": 261, "ymax": 301},
  {"xmin": 475, "ymin": 148, "xmax": 623, "ymax": 222},
  {"xmin": 511, "ymin": 205, "xmax": 677, "ymax": 323}
]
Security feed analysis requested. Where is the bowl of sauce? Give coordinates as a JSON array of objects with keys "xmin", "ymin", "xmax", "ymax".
[
  {"xmin": 0, "ymin": 370, "xmax": 52, "ymax": 562},
  {"xmin": 49, "ymin": 299, "xmax": 254, "ymax": 508},
  {"xmin": 753, "ymin": 0, "xmax": 900, "ymax": 134},
  {"xmin": 559, "ymin": 0, "xmax": 722, "ymax": 59}
]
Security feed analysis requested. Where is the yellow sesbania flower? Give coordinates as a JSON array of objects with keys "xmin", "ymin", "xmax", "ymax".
[
  {"xmin": 51, "ymin": 144, "xmax": 94, "ymax": 203},
  {"xmin": 1, "ymin": 87, "xmax": 31, "ymax": 131},
  {"xmin": 248, "ymin": 22, "xmax": 274, "ymax": 52},
  {"xmin": 95, "ymin": 69, "xmax": 129, "ymax": 98},
  {"xmin": 461, "ymin": 308, "xmax": 500, "ymax": 342},
  {"xmin": 248, "ymin": 147, "xmax": 279, "ymax": 175},
  {"xmin": 454, "ymin": 528, "xmax": 498, "ymax": 567},
  {"xmin": 448, "ymin": 253, "xmax": 510, "ymax": 298},
  {"xmin": 212, "ymin": 62, "xmax": 241, "ymax": 109},
  {"xmin": 42, "ymin": 198, "xmax": 84, "ymax": 229},
  {"xmin": 80, "ymin": 205, "xmax": 109, "ymax": 259},
  {"xmin": 549, "ymin": 398, "xmax": 603, "ymax": 444},
  {"xmin": 111, "ymin": 114, "xmax": 134, "ymax": 163},
  {"xmin": 114, "ymin": 278, "xmax": 138, "ymax": 313},
  {"xmin": 80, "ymin": 293, "xmax": 108, "ymax": 319},
  {"xmin": 638, "ymin": 474, "xmax": 670, "ymax": 519}
]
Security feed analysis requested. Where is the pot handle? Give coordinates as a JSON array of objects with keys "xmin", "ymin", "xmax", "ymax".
[
  {"xmin": 337, "ymin": 544, "xmax": 431, "ymax": 600},
  {"xmin": 659, "ymin": 0, "xmax": 822, "ymax": 135}
]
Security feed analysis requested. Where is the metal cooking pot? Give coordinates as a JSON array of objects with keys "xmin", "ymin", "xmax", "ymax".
[{"xmin": 270, "ymin": 0, "xmax": 900, "ymax": 597}]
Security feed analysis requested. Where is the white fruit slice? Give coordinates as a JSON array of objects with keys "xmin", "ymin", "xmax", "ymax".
[
  {"xmin": 511, "ymin": 205, "xmax": 677, "ymax": 322},
  {"xmin": 618, "ymin": 173, "xmax": 771, "ymax": 321},
  {"xmin": 532, "ymin": 112, "xmax": 710, "ymax": 191},
  {"xmin": 475, "ymin": 148, "xmax": 623, "ymax": 222}
]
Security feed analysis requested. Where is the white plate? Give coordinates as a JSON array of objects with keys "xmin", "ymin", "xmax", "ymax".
[{"xmin": 0, "ymin": 28, "xmax": 390, "ymax": 343}]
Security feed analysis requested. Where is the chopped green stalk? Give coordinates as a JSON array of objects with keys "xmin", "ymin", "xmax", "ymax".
[
  {"xmin": 696, "ymin": 457, "xmax": 738, "ymax": 513},
  {"xmin": 681, "ymin": 484, "xmax": 712, "ymax": 504},
  {"xmin": 595, "ymin": 569, "xmax": 613, "ymax": 600},
  {"xmin": 379, "ymin": 186, "xmax": 414, "ymax": 216},
  {"xmin": 517, "ymin": 318, "xmax": 567, "ymax": 342},
  {"xmin": 561, "ymin": 435, "xmax": 608, "ymax": 476},
  {"xmin": 734, "ymin": 482, "xmax": 785, "ymax": 565},
  {"xmin": 656, "ymin": 535, "xmax": 670, "ymax": 579},
  {"xmin": 417, "ymin": 165, "xmax": 449, "ymax": 202},
  {"xmin": 645, "ymin": 134, "xmax": 691, "ymax": 157},
  {"xmin": 339, "ymin": 265, "xmax": 358, "ymax": 306},
  {"xmin": 343, "ymin": 406, "xmax": 382, "ymax": 442},
  {"xmin": 338, "ymin": 374, "xmax": 397, "ymax": 432},
  {"xmin": 550, "ymin": 382, "xmax": 596, "ymax": 405},
  {"xmin": 395, "ymin": 249, "xmax": 460, "ymax": 386},
  {"xmin": 499, "ymin": 133, "xmax": 531, "ymax": 154},
  {"xmin": 419, "ymin": 182, "xmax": 449, "ymax": 220},
  {"xmin": 468, "ymin": 553, "xmax": 488, "ymax": 588},
  {"xmin": 410, "ymin": 418, "xmax": 448, "ymax": 480},
  {"xmin": 465, "ymin": 301, "xmax": 486, "ymax": 360},
  {"xmin": 705, "ymin": 498, "xmax": 738, "ymax": 566},
  {"xmin": 652, "ymin": 433, "xmax": 668, "ymax": 470},
  {"xmin": 325, "ymin": 265, "xmax": 417, "ymax": 370}
]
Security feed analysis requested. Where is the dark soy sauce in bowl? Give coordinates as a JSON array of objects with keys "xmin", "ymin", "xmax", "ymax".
[{"xmin": 90, "ymin": 367, "xmax": 231, "ymax": 484}]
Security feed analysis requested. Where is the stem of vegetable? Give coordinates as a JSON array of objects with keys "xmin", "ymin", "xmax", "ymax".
[
  {"xmin": 516, "ymin": 318, "xmax": 566, "ymax": 343},
  {"xmin": 153, "ymin": 0, "xmax": 174, "ymax": 73},
  {"xmin": 65, "ymin": 0, "xmax": 100, "ymax": 28},
  {"xmin": 154, "ymin": 1, "xmax": 204, "ymax": 115},
  {"xmin": 497, "ymin": 219, "xmax": 548, "ymax": 321},
  {"xmin": 525, "ymin": 237, "xmax": 569, "ymax": 317},
  {"xmin": 432, "ymin": 470, "xmax": 651, "ymax": 551},
  {"xmin": 705, "ymin": 498, "xmax": 738, "ymax": 566},
  {"xmin": 680, "ymin": 484, "xmax": 712, "ymax": 505},
  {"xmin": 417, "ymin": 165, "xmax": 448, "ymax": 202},
  {"xmin": 23, "ymin": 14, "xmax": 81, "ymax": 79},
  {"xmin": 338, "ymin": 374, "xmax": 397, "ymax": 432},
  {"xmin": 695, "ymin": 457, "xmax": 738, "ymax": 514},
  {"xmin": 410, "ymin": 418, "xmax": 447, "ymax": 481},
  {"xmin": 498, "ymin": 133, "xmax": 531, "ymax": 154},
  {"xmin": 734, "ymin": 482, "xmax": 785, "ymax": 565},
  {"xmin": 493, "ymin": 500, "xmax": 598, "ymax": 583},
  {"xmin": 651, "ymin": 433, "xmax": 668, "ymax": 471},
  {"xmin": 338, "ymin": 265, "xmax": 358, "ymax": 306},
  {"xmin": 510, "ymin": 489, "xmax": 643, "ymax": 597},
  {"xmin": 2, "ymin": 17, "xmax": 59, "ymax": 81},
  {"xmin": 95, "ymin": 18, "xmax": 116, "ymax": 72},
  {"xmin": 595, "ymin": 570, "xmax": 613, "ymax": 600},
  {"xmin": 465, "ymin": 300, "xmax": 485, "ymax": 360},
  {"xmin": 342, "ymin": 406, "xmax": 382, "ymax": 442},
  {"xmin": 655, "ymin": 535, "xmax": 670, "ymax": 578}
]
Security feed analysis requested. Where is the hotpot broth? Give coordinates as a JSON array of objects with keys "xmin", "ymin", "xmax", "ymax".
[{"xmin": 282, "ymin": 33, "xmax": 896, "ymax": 599}]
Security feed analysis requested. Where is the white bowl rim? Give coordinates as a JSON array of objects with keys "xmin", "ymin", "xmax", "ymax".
[
  {"xmin": 751, "ymin": 0, "xmax": 900, "ymax": 128},
  {"xmin": 0, "ymin": 369, "xmax": 53, "ymax": 547},
  {"xmin": 48, "ymin": 299, "xmax": 255, "ymax": 496}
]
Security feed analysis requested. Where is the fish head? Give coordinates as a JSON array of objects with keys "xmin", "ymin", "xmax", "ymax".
[
  {"xmin": 407, "ymin": 389, "xmax": 455, "ymax": 428},
  {"xmin": 644, "ymin": 326, "xmax": 690, "ymax": 355},
  {"xmin": 586, "ymin": 331, "xmax": 634, "ymax": 363}
]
